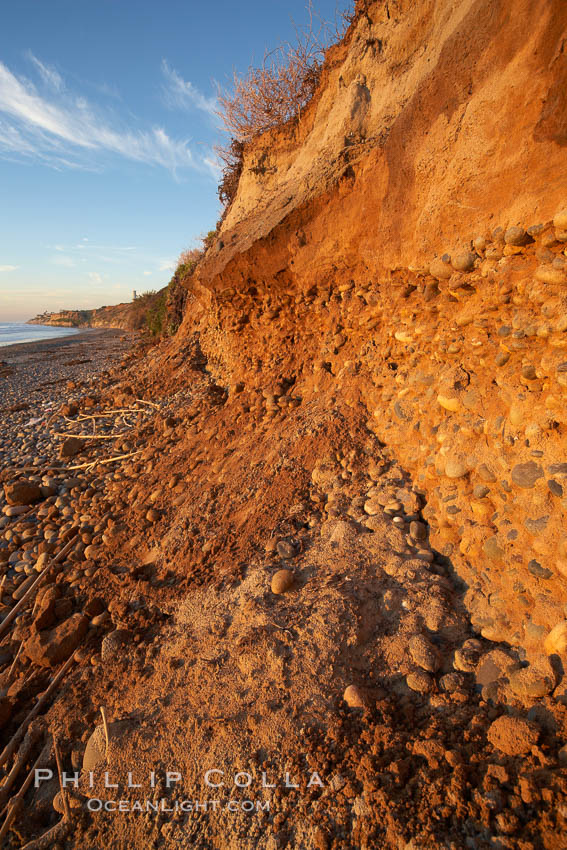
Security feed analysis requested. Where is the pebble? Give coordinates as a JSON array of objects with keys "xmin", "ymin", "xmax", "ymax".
[
  {"xmin": 445, "ymin": 457, "xmax": 468, "ymax": 479},
  {"xmin": 487, "ymin": 715, "xmax": 539, "ymax": 756},
  {"xmin": 451, "ymin": 252, "xmax": 476, "ymax": 272},
  {"xmin": 3, "ymin": 505, "xmax": 29, "ymax": 517},
  {"xmin": 453, "ymin": 639, "xmax": 482, "ymax": 672},
  {"xmin": 504, "ymin": 226, "xmax": 527, "ymax": 246},
  {"xmin": 429, "ymin": 258, "xmax": 453, "ymax": 280},
  {"xmin": 406, "ymin": 671, "xmax": 433, "ymax": 694},
  {"xmin": 343, "ymin": 684, "xmax": 365, "ymax": 708},
  {"xmin": 271, "ymin": 569, "xmax": 295, "ymax": 594},
  {"xmin": 409, "ymin": 520, "xmax": 427, "ymax": 541},
  {"xmin": 101, "ymin": 629, "xmax": 133, "ymax": 662},
  {"xmin": 363, "ymin": 499, "xmax": 381, "ymax": 516},
  {"xmin": 276, "ymin": 538, "xmax": 298, "ymax": 559},
  {"xmin": 535, "ymin": 265, "xmax": 566, "ymax": 285},
  {"xmin": 91, "ymin": 611, "xmax": 109, "ymax": 627},
  {"xmin": 4, "ymin": 480, "xmax": 42, "ymax": 506},
  {"xmin": 511, "ymin": 462, "xmax": 544, "ymax": 489},
  {"xmin": 439, "ymin": 672, "xmax": 464, "ymax": 693},
  {"xmin": 437, "ymin": 395, "xmax": 460, "ymax": 413},
  {"xmin": 408, "ymin": 634, "xmax": 440, "ymax": 672},
  {"xmin": 543, "ymin": 620, "xmax": 567, "ymax": 655},
  {"xmin": 495, "ymin": 351, "xmax": 510, "ymax": 367},
  {"xmin": 60, "ymin": 436, "xmax": 85, "ymax": 458},
  {"xmin": 509, "ymin": 664, "xmax": 555, "ymax": 699}
]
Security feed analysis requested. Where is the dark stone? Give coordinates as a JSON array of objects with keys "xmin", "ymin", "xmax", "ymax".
[
  {"xmin": 4, "ymin": 480, "xmax": 42, "ymax": 506},
  {"xmin": 60, "ymin": 437, "xmax": 85, "ymax": 459},
  {"xmin": 528, "ymin": 559, "xmax": 553, "ymax": 579},
  {"xmin": 276, "ymin": 538, "xmax": 299, "ymax": 559},
  {"xmin": 511, "ymin": 462, "xmax": 544, "ymax": 489},
  {"xmin": 524, "ymin": 516, "xmax": 549, "ymax": 535}
]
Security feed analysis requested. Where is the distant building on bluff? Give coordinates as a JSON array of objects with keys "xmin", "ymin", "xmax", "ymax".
[{"xmin": 132, "ymin": 290, "xmax": 137, "ymax": 301}]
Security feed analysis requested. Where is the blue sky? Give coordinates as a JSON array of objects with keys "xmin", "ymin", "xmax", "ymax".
[{"xmin": 0, "ymin": 0, "xmax": 349, "ymax": 320}]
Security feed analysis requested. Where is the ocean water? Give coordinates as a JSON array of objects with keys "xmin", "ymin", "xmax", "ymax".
[{"xmin": 0, "ymin": 323, "xmax": 80, "ymax": 348}]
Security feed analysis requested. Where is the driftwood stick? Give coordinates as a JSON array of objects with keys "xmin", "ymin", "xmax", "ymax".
[
  {"xmin": 0, "ymin": 532, "xmax": 78, "ymax": 641},
  {"xmin": 135, "ymin": 398, "xmax": 159, "ymax": 408},
  {"xmin": 0, "ymin": 575, "xmax": 6, "ymax": 605},
  {"xmin": 7, "ymin": 641, "xmax": 23, "ymax": 678},
  {"xmin": 53, "ymin": 737, "xmax": 70, "ymax": 821},
  {"xmin": 100, "ymin": 706, "xmax": 110, "ymax": 759},
  {"xmin": 8, "ymin": 448, "xmax": 142, "ymax": 472},
  {"xmin": 0, "ymin": 653, "xmax": 76, "ymax": 769},
  {"xmin": 0, "ymin": 720, "xmax": 44, "ymax": 810},
  {"xmin": 76, "ymin": 408, "xmax": 142, "ymax": 418},
  {"xmin": 64, "ymin": 451, "xmax": 141, "ymax": 471},
  {"xmin": 0, "ymin": 745, "xmax": 47, "ymax": 842},
  {"xmin": 52, "ymin": 432, "xmax": 122, "ymax": 440}
]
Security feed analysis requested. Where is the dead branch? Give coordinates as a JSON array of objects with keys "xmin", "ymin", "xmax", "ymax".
[
  {"xmin": 7, "ymin": 641, "xmax": 23, "ymax": 678},
  {"xmin": 215, "ymin": 1, "xmax": 330, "ymax": 142},
  {"xmin": 0, "ymin": 532, "xmax": 78, "ymax": 641},
  {"xmin": 135, "ymin": 398, "xmax": 160, "ymax": 408},
  {"xmin": 100, "ymin": 706, "xmax": 110, "ymax": 760},
  {"xmin": 52, "ymin": 432, "xmax": 121, "ymax": 440},
  {"xmin": 65, "ymin": 450, "xmax": 142, "ymax": 471},
  {"xmin": 0, "ymin": 720, "xmax": 45, "ymax": 810},
  {"xmin": 0, "ymin": 742, "xmax": 51, "ymax": 842},
  {"xmin": 53, "ymin": 737, "xmax": 70, "ymax": 821},
  {"xmin": 0, "ymin": 653, "xmax": 77, "ymax": 769}
]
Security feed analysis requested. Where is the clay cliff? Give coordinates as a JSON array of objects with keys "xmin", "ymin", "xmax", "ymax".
[{"xmin": 182, "ymin": 0, "xmax": 567, "ymax": 662}]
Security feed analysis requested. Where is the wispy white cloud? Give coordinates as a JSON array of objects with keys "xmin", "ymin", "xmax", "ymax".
[
  {"xmin": 0, "ymin": 57, "xmax": 216, "ymax": 175},
  {"xmin": 0, "ymin": 264, "xmax": 18, "ymax": 272},
  {"xmin": 161, "ymin": 60, "xmax": 217, "ymax": 117},
  {"xmin": 158, "ymin": 258, "xmax": 175, "ymax": 272},
  {"xmin": 143, "ymin": 270, "xmax": 152, "ymax": 276},
  {"xmin": 88, "ymin": 271, "xmax": 103, "ymax": 283},
  {"xmin": 26, "ymin": 52, "xmax": 63, "ymax": 92}
]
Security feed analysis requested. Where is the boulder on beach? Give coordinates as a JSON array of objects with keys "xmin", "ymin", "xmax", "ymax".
[
  {"xmin": 60, "ymin": 436, "xmax": 85, "ymax": 458},
  {"xmin": 24, "ymin": 614, "xmax": 88, "ymax": 668},
  {"xmin": 4, "ymin": 479, "xmax": 42, "ymax": 506}
]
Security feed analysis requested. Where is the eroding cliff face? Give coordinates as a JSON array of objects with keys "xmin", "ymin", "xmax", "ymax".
[
  {"xmin": 200, "ymin": 0, "xmax": 567, "ymax": 283},
  {"xmin": 178, "ymin": 0, "xmax": 567, "ymax": 663}
]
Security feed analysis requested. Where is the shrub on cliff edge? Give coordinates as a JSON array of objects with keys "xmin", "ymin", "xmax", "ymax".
[{"xmin": 215, "ymin": 2, "xmax": 354, "ymax": 211}]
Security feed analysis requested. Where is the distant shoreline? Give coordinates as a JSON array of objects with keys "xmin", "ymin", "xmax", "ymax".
[
  {"xmin": 0, "ymin": 323, "xmax": 81, "ymax": 349},
  {"xmin": 0, "ymin": 326, "xmax": 123, "ymax": 356}
]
